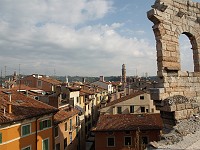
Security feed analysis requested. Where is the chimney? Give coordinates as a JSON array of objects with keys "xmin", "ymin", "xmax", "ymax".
[
  {"xmin": 3, "ymin": 107, "xmax": 6, "ymax": 116},
  {"xmin": 99, "ymin": 76, "xmax": 104, "ymax": 82},
  {"xmin": 9, "ymin": 94, "xmax": 11, "ymax": 102},
  {"xmin": 8, "ymin": 103, "xmax": 12, "ymax": 113},
  {"xmin": 8, "ymin": 94, "xmax": 12, "ymax": 113}
]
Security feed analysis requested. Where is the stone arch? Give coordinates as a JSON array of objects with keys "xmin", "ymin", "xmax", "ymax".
[
  {"xmin": 175, "ymin": 27, "xmax": 200, "ymax": 72},
  {"xmin": 147, "ymin": 0, "xmax": 200, "ymax": 76},
  {"xmin": 147, "ymin": 0, "xmax": 200, "ymax": 128}
]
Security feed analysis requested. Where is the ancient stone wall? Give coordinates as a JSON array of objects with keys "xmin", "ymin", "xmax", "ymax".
[{"xmin": 147, "ymin": 0, "xmax": 200, "ymax": 128}]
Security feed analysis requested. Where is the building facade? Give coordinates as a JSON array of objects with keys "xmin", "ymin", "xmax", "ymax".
[
  {"xmin": 93, "ymin": 114, "xmax": 163, "ymax": 150},
  {"xmin": 100, "ymin": 91, "xmax": 159, "ymax": 115},
  {"xmin": 0, "ymin": 90, "xmax": 58, "ymax": 150}
]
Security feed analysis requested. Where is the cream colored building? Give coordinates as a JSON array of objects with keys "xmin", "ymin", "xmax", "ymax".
[
  {"xmin": 54, "ymin": 107, "xmax": 80, "ymax": 150},
  {"xmin": 100, "ymin": 91, "xmax": 159, "ymax": 115}
]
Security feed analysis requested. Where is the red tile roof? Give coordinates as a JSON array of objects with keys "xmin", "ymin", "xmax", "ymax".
[
  {"xmin": 54, "ymin": 106, "xmax": 79, "ymax": 124},
  {"xmin": 93, "ymin": 113, "xmax": 163, "ymax": 132},
  {"xmin": 10, "ymin": 84, "xmax": 39, "ymax": 91},
  {"xmin": 111, "ymin": 81, "xmax": 122, "ymax": 86},
  {"xmin": 80, "ymin": 89, "xmax": 95, "ymax": 95},
  {"xmin": 102, "ymin": 91, "xmax": 145, "ymax": 108},
  {"xmin": 0, "ymin": 90, "xmax": 58, "ymax": 125},
  {"xmin": 39, "ymin": 76, "xmax": 62, "ymax": 85},
  {"xmin": 68, "ymin": 86, "xmax": 81, "ymax": 91}
]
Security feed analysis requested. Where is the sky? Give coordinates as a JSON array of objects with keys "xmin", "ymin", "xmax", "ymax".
[{"xmin": 0, "ymin": 0, "xmax": 199, "ymax": 77}]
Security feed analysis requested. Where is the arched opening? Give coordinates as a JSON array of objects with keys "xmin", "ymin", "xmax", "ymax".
[{"xmin": 179, "ymin": 34, "xmax": 194, "ymax": 72}]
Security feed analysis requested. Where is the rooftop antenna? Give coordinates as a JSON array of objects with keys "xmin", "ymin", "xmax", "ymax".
[
  {"xmin": 136, "ymin": 68, "xmax": 138, "ymax": 77},
  {"xmin": 19, "ymin": 64, "xmax": 21, "ymax": 92},
  {"xmin": 54, "ymin": 68, "xmax": 56, "ymax": 77},
  {"xmin": 1, "ymin": 69, "xmax": 2, "ymax": 87},
  {"xmin": 4, "ymin": 66, "xmax": 6, "ymax": 79}
]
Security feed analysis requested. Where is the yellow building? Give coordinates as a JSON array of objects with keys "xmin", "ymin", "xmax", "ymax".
[
  {"xmin": 0, "ymin": 90, "xmax": 58, "ymax": 150},
  {"xmin": 54, "ymin": 106, "xmax": 80, "ymax": 150}
]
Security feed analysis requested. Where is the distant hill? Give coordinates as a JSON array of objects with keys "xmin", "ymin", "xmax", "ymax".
[{"xmin": 51, "ymin": 76, "xmax": 121, "ymax": 83}]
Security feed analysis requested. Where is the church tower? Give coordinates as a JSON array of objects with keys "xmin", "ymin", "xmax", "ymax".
[{"xmin": 122, "ymin": 64, "xmax": 126, "ymax": 84}]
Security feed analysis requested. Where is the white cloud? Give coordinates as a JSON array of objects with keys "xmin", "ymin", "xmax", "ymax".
[
  {"xmin": 0, "ymin": 0, "xmax": 157, "ymax": 76},
  {"xmin": 0, "ymin": 0, "xmax": 113, "ymax": 26}
]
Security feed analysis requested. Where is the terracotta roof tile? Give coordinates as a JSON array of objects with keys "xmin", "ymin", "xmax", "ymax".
[
  {"xmin": 68, "ymin": 86, "xmax": 81, "ymax": 91},
  {"xmin": 80, "ymin": 89, "xmax": 95, "ymax": 95},
  {"xmin": 94, "ymin": 113, "xmax": 163, "ymax": 131},
  {"xmin": 39, "ymin": 77, "xmax": 62, "ymax": 85},
  {"xmin": 0, "ymin": 90, "xmax": 58, "ymax": 125},
  {"xmin": 10, "ymin": 84, "xmax": 38, "ymax": 91},
  {"xmin": 54, "ymin": 107, "xmax": 79, "ymax": 124}
]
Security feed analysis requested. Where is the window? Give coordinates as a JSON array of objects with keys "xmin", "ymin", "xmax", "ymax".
[
  {"xmin": 130, "ymin": 105, "xmax": 134, "ymax": 113},
  {"xmin": 76, "ymin": 97, "xmax": 79, "ymax": 103},
  {"xmin": 141, "ymin": 107, "xmax": 145, "ymax": 113},
  {"xmin": 69, "ymin": 133, "xmax": 72, "ymax": 143},
  {"xmin": 55, "ymin": 126, "xmax": 58, "ymax": 138},
  {"xmin": 64, "ymin": 138, "xmax": 67, "ymax": 149},
  {"xmin": 62, "ymin": 93, "xmax": 66, "ymax": 99},
  {"xmin": 76, "ymin": 128, "xmax": 79, "ymax": 136},
  {"xmin": 146, "ymin": 109, "xmax": 149, "ymax": 113},
  {"xmin": 40, "ymin": 119, "xmax": 51, "ymax": 130},
  {"xmin": 70, "ymin": 119, "xmax": 72, "ymax": 131},
  {"xmin": 107, "ymin": 137, "xmax": 115, "ymax": 147},
  {"xmin": 142, "ymin": 136, "xmax": 148, "ymax": 145},
  {"xmin": 140, "ymin": 96, "xmax": 144, "ymax": 100},
  {"xmin": 124, "ymin": 136, "xmax": 132, "ymax": 146},
  {"xmin": 37, "ymin": 80, "xmax": 42, "ymax": 87},
  {"xmin": 22, "ymin": 146, "xmax": 31, "ymax": 150},
  {"xmin": 0, "ymin": 132, "xmax": 2, "ymax": 144},
  {"xmin": 21, "ymin": 124, "xmax": 31, "ymax": 136},
  {"xmin": 152, "ymin": 108, "xmax": 154, "ymax": 113},
  {"xmin": 55, "ymin": 143, "xmax": 60, "ymax": 150},
  {"xmin": 42, "ymin": 138, "xmax": 49, "ymax": 150},
  {"xmin": 117, "ymin": 107, "xmax": 122, "ymax": 114},
  {"xmin": 76, "ymin": 116, "xmax": 79, "ymax": 126},
  {"xmin": 65, "ymin": 122, "xmax": 67, "ymax": 131}
]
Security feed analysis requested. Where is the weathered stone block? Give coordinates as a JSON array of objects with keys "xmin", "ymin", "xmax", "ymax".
[
  {"xmin": 178, "ymin": 71, "xmax": 188, "ymax": 77},
  {"xmin": 176, "ymin": 104, "xmax": 186, "ymax": 111},
  {"xmin": 185, "ymin": 103, "xmax": 192, "ymax": 109},
  {"xmin": 187, "ymin": 109, "xmax": 194, "ymax": 118},
  {"xmin": 150, "ymin": 88, "xmax": 167, "ymax": 100},
  {"xmin": 174, "ymin": 110, "xmax": 188, "ymax": 120},
  {"xmin": 160, "ymin": 105, "xmax": 176, "ymax": 112},
  {"xmin": 194, "ymin": 107, "xmax": 199, "ymax": 114}
]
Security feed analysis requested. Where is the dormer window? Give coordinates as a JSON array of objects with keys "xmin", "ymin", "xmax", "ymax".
[{"xmin": 140, "ymin": 96, "xmax": 144, "ymax": 100}]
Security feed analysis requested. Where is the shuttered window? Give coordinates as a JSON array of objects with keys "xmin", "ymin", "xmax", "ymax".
[
  {"xmin": 22, "ymin": 124, "xmax": 31, "ymax": 136},
  {"xmin": 40, "ymin": 119, "xmax": 51, "ymax": 130},
  {"xmin": 70, "ymin": 119, "xmax": 72, "ymax": 131},
  {"xmin": 42, "ymin": 138, "xmax": 49, "ymax": 150}
]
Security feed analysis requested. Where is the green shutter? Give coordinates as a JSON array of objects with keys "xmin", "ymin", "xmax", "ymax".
[
  {"xmin": 43, "ymin": 139, "xmax": 49, "ymax": 150},
  {"xmin": 70, "ymin": 119, "xmax": 72, "ymax": 131},
  {"xmin": 22, "ymin": 126, "xmax": 25, "ymax": 135},
  {"xmin": 47, "ymin": 120, "xmax": 51, "ymax": 127},
  {"xmin": 0, "ymin": 132, "xmax": 2, "ymax": 143},
  {"xmin": 40, "ymin": 122, "xmax": 43, "ymax": 130}
]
